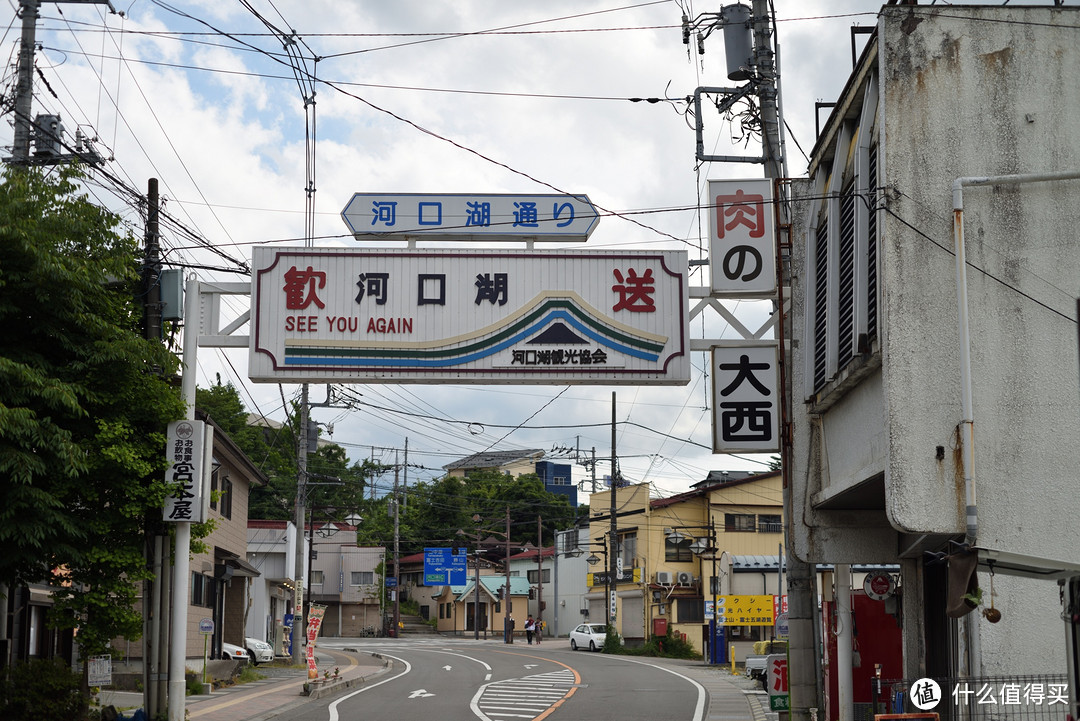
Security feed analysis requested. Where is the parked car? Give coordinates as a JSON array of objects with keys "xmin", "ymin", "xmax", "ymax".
[
  {"xmin": 245, "ymin": 637, "xmax": 275, "ymax": 665},
  {"xmin": 221, "ymin": 641, "xmax": 249, "ymax": 663},
  {"xmin": 569, "ymin": 623, "xmax": 608, "ymax": 651}
]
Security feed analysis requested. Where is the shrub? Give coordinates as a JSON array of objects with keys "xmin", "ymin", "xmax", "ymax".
[{"xmin": 0, "ymin": 658, "xmax": 85, "ymax": 718}]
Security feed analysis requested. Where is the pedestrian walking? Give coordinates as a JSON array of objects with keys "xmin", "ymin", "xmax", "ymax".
[
  {"xmin": 525, "ymin": 615, "xmax": 535, "ymax": 644},
  {"xmin": 535, "ymin": 618, "xmax": 543, "ymax": 645}
]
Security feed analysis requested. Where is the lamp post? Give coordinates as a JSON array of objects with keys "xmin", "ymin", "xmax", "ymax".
[
  {"xmin": 667, "ymin": 521, "xmax": 721, "ymax": 664},
  {"xmin": 568, "ymin": 540, "xmax": 611, "ymax": 628},
  {"xmin": 456, "ymin": 515, "xmax": 512, "ymax": 641}
]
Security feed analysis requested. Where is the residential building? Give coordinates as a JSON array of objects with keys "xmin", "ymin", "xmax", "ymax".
[
  {"xmin": 586, "ymin": 470, "xmax": 784, "ymax": 655},
  {"xmin": 432, "ymin": 576, "xmax": 531, "ymax": 639},
  {"xmin": 245, "ymin": 520, "xmax": 303, "ymax": 655},
  {"xmin": 789, "ymin": 2, "xmax": 1080, "ymax": 688},
  {"xmin": 443, "ymin": 449, "xmax": 578, "ymax": 506},
  {"xmin": 186, "ymin": 414, "xmax": 266, "ymax": 662}
]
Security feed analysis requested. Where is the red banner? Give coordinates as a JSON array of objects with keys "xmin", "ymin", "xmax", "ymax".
[{"xmin": 306, "ymin": 604, "xmax": 326, "ymax": 679}]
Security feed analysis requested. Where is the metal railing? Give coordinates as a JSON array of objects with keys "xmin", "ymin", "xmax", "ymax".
[{"xmin": 875, "ymin": 675, "xmax": 1069, "ymax": 721}]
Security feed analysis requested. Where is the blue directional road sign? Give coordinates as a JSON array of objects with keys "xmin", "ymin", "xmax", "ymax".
[
  {"xmin": 341, "ymin": 193, "xmax": 600, "ymax": 242},
  {"xmin": 424, "ymin": 547, "xmax": 468, "ymax": 585}
]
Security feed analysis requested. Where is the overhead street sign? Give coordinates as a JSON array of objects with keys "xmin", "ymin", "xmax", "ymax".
[
  {"xmin": 424, "ymin": 547, "xmax": 468, "ymax": 585},
  {"xmin": 249, "ymin": 247, "xmax": 689, "ymax": 385},
  {"xmin": 341, "ymin": 193, "xmax": 600, "ymax": 242}
]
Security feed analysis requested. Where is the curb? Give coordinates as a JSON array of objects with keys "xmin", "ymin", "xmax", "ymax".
[{"xmin": 301, "ymin": 653, "xmax": 392, "ymax": 700}]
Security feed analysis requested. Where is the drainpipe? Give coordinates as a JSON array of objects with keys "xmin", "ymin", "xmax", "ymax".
[{"xmin": 951, "ymin": 169, "xmax": 1080, "ymax": 679}]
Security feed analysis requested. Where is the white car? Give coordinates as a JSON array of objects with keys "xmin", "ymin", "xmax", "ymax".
[
  {"xmin": 220, "ymin": 641, "xmax": 249, "ymax": 663},
  {"xmin": 245, "ymin": 637, "xmax": 275, "ymax": 665},
  {"xmin": 569, "ymin": 623, "xmax": 608, "ymax": 651}
]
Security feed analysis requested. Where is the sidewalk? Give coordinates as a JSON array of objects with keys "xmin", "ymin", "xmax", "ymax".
[
  {"xmin": 99, "ymin": 647, "xmax": 391, "ymax": 721},
  {"xmin": 648, "ymin": 658, "xmax": 772, "ymax": 721}
]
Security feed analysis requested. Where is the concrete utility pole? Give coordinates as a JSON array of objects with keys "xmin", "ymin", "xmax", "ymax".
[
  {"xmin": 7, "ymin": 0, "xmax": 111, "ymax": 166},
  {"xmin": 747, "ymin": 1, "xmax": 817, "ymax": 719},
  {"xmin": 291, "ymin": 385, "xmax": 310, "ymax": 664},
  {"xmin": 609, "ymin": 392, "xmax": 618, "ymax": 630}
]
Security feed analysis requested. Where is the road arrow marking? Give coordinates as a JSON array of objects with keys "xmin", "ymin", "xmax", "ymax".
[
  {"xmin": 409, "ymin": 689, "xmax": 435, "ymax": 699},
  {"xmin": 524, "ymin": 664, "xmax": 538, "ymax": 669},
  {"xmin": 443, "ymin": 665, "xmax": 452, "ymax": 670}
]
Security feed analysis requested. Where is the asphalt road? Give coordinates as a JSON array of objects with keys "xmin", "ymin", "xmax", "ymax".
[{"xmin": 282, "ymin": 637, "xmax": 707, "ymax": 721}]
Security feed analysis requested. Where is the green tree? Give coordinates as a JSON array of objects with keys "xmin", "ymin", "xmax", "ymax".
[
  {"xmin": 194, "ymin": 381, "xmax": 378, "ymax": 522},
  {"xmin": 0, "ymin": 168, "xmax": 185, "ymax": 662}
]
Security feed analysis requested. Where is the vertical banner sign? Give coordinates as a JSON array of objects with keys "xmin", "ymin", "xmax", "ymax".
[
  {"xmin": 711, "ymin": 343, "xmax": 780, "ymax": 453},
  {"xmin": 767, "ymin": 654, "xmax": 790, "ymax": 711},
  {"xmin": 163, "ymin": 419, "xmax": 207, "ymax": 523},
  {"xmin": 708, "ymin": 179, "xmax": 777, "ymax": 295},
  {"xmin": 306, "ymin": 604, "xmax": 327, "ymax": 679}
]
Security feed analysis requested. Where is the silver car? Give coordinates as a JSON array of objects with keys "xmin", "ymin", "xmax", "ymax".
[
  {"xmin": 569, "ymin": 623, "xmax": 608, "ymax": 651},
  {"xmin": 245, "ymin": 637, "xmax": 275, "ymax": 665}
]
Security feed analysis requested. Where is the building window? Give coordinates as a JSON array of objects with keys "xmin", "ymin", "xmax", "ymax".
[
  {"xmin": 758, "ymin": 515, "xmax": 782, "ymax": 533},
  {"xmin": 676, "ymin": 599, "xmax": 703, "ymax": 624},
  {"xmin": 552, "ymin": 476, "xmax": 569, "ymax": 486},
  {"xmin": 351, "ymin": 571, "xmax": 374, "ymax": 586},
  {"xmin": 665, "ymin": 536, "xmax": 693, "ymax": 562},
  {"xmin": 311, "ymin": 570, "xmax": 324, "ymax": 586},
  {"xmin": 219, "ymin": 476, "xmax": 233, "ymax": 519},
  {"xmin": 806, "ymin": 70, "xmax": 881, "ymax": 396},
  {"xmin": 527, "ymin": 569, "xmax": 551, "ymax": 584},
  {"xmin": 725, "ymin": 513, "xmax": 756, "ymax": 532},
  {"xmin": 618, "ymin": 532, "xmax": 636, "ymax": 569},
  {"xmin": 191, "ymin": 573, "xmax": 212, "ymax": 608}
]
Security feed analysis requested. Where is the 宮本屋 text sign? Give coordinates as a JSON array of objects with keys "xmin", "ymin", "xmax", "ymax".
[
  {"xmin": 707, "ymin": 179, "xmax": 777, "ymax": 295},
  {"xmin": 163, "ymin": 419, "xmax": 209, "ymax": 523},
  {"xmin": 711, "ymin": 342, "xmax": 780, "ymax": 453},
  {"xmin": 249, "ymin": 247, "xmax": 689, "ymax": 384}
]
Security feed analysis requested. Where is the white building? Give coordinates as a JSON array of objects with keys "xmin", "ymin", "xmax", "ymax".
[{"xmin": 790, "ymin": 3, "xmax": 1080, "ymax": 684}]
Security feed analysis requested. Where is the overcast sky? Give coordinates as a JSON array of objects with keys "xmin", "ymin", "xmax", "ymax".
[{"xmin": 3, "ymin": 0, "xmax": 1056, "ymax": 500}]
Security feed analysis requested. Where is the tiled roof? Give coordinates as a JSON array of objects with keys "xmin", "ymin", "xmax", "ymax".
[{"xmin": 443, "ymin": 449, "xmax": 545, "ymax": 471}]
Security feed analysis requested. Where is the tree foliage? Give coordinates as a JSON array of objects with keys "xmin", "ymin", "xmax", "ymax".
[
  {"xmin": 355, "ymin": 468, "xmax": 580, "ymax": 557},
  {"xmin": 0, "ymin": 167, "xmax": 185, "ymax": 656},
  {"xmin": 195, "ymin": 380, "xmax": 378, "ymax": 522}
]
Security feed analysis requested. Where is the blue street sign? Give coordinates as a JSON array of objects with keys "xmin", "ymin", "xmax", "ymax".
[
  {"xmin": 341, "ymin": 193, "xmax": 600, "ymax": 242},
  {"xmin": 424, "ymin": 547, "xmax": 468, "ymax": 585},
  {"xmin": 385, "ymin": 576, "xmax": 397, "ymax": 588}
]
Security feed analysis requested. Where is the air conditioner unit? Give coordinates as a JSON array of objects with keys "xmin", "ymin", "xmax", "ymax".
[
  {"xmin": 676, "ymin": 571, "xmax": 694, "ymax": 586},
  {"xmin": 655, "ymin": 571, "xmax": 673, "ymax": 585}
]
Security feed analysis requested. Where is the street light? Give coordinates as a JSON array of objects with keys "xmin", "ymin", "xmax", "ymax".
[
  {"xmin": 456, "ymin": 514, "xmax": 510, "ymax": 641},
  {"xmin": 568, "ymin": 539, "xmax": 611, "ymax": 628},
  {"xmin": 665, "ymin": 521, "xmax": 720, "ymax": 664}
]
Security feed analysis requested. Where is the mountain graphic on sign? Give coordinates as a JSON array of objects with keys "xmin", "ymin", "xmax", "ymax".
[{"xmin": 527, "ymin": 322, "xmax": 588, "ymax": 345}]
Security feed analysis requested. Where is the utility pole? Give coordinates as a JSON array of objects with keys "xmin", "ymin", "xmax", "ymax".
[
  {"xmin": 504, "ymin": 506, "xmax": 512, "ymax": 643},
  {"xmin": 7, "ymin": 0, "xmax": 109, "ymax": 167},
  {"xmin": 291, "ymin": 385, "xmax": 310, "ymax": 664},
  {"xmin": 609, "ymin": 392, "xmax": 617, "ymax": 630},
  {"xmin": 536, "ymin": 515, "xmax": 543, "ymax": 635},
  {"xmin": 747, "ymin": 1, "xmax": 814, "ymax": 719},
  {"xmin": 11, "ymin": 0, "xmax": 39, "ymax": 163},
  {"xmin": 392, "ymin": 450, "xmax": 400, "ymax": 635},
  {"xmin": 142, "ymin": 178, "xmax": 166, "ymax": 720}
]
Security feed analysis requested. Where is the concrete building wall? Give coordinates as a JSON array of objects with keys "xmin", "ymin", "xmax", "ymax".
[{"xmin": 792, "ymin": 5, "xmax": 1080, "ymax": 678}]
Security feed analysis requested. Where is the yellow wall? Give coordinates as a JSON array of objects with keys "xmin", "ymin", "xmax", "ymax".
[{"xmin": 585, "ymin": 473, "xmax": 784, "ymax": 655}]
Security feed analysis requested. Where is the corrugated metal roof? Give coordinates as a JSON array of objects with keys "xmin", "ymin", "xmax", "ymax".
[{"xmin": 730, "ymin": 554, "xmax": 900, "ymax": 572}]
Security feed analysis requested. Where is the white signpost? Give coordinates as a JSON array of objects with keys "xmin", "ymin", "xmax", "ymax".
[
  {"xmin": 341, "ymin": 193, "xmax": 600, "ymax": 243},
  {"xmin": 249, "ymin": 247, "xmax": 689, "ymax": 384}
]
